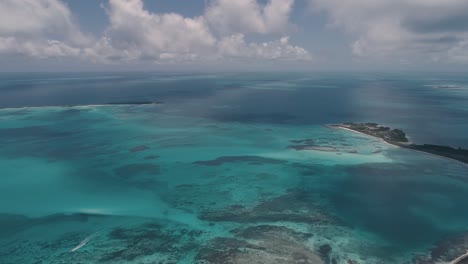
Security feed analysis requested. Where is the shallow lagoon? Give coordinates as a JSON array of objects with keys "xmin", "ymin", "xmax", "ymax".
[{"xmin": 1, "ymin": 73, "xmax": 468, "ymax": 263}]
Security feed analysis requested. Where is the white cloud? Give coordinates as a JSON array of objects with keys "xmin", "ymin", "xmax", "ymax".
[
  {"xmin": 0, "ymin": 0, "xmax": 90, "ymax": 58},
  {"xmin": 311, "ymin": 0, "xmax": 468, "ymax": 63},
  {"xmin": 93, "ymin": 0, "xmax": 216, "ymax": 62},
  {"xmin": 106, "ymin": 0, "xmax": 216, "ymax": 53},
  {"xmin": 0, "ymin": 0, "xmax": 82, "ymax": 39},
  {"xmin": 218, "ymin": 34, "xmax": 311, "ymax": 61},
  {"xmin": 205, "ymin": 0, "xmax": 294, "ymax": 35},
  {"xmin": 91, "ymin": 0, "xmax": 308, "ymax": 63},
  {"xmin": 0, "ymin": 37, "xmax": 81, "ymax": 58},
  {"xmin": 0, "ymin": 0, "xmax": 309, "ymax": 64}
]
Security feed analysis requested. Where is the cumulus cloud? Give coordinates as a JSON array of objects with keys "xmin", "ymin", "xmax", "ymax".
[
  {"xmin": 0, "ymin": 0, "xmax": 90, "ymax": 58},
  {"xmin": 0, "ymin": 37, "xmax": 81, "ymax": 58},
  {"xmin": 91, "ymin": 0, "xmax": 216, "ymax": 62},
  {"xmin": 218, "ymin": 34, "xmax": 311, "ymax": 61},
  {"xmin": 0, "ymin": 0, "xmax": 309, "ymax": 64},
  {"xmin": 311, "ymin": 0, "xmax": 468, "ymax": 63},
  {"xmin": 205, "ymin": 0, "xmax": 294, "ymax": 35},
  {"xmin": 0, "ymin": 0, "xmax": 85, "ymax": 40},
  {"xmin": 107, "ymin": 0, "xmax": 215, "ymax": 55},
  {"xmin": 96, "ymin": 0, "xmax": 308, "ymax": 63}
]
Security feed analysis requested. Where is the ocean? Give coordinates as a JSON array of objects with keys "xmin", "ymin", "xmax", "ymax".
[{"xmin": 0, "ymin": 72, "xmax": 467, "ymax": 263}]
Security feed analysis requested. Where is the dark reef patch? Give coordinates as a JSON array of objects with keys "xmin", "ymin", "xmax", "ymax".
[
  {"xmin": 129, "ymin": 145, "xmax": 149, "ymax": 153},
  {"xmin": 38, "ymin": 232, "xmax": 83, "ymax": 251},
  {"xmin": 195, "ymin": 225, "xmax": 323, "ymax": 264},
  {"xmin": 318, "ymin": 244, "xmax": 333, "ymax": 264},
  {"xmin": 413, "ymin": 232, "xmax": 468, "ymax": 264},
  {"xmin": 233, "ymin": 225, "xmax": 313, "ymax": 241},
  {"xmin": 200, "ymin": 188, "xmax": 340, "ymax": 225},
  {"xmin": 430, "ymin": 233, "xmax": 468, "ymax": 262},
  {"xmin": 193, "ymin": 155, "xmax": 286, "ymax": 166},
  {"xmin": 289, "ymin": 145, "xmax": 339, "ymax": 151},
  {"xmin": 195, "ymin": 238, "xmax": 265, "ymax": 264},
  {"xmin": 290, "ymin": 139, "xmax": 316, "ymax": 145},
  {"xmin": 288, "ymin": 138, "xmax": 319, "ymax": 151},
  {"xmin": 144, "ymin": 155, "xmax": 159, "ymax": 160},
  {"xmin": 287, "ymin": 138, "xmax": 354, "ymax": 153},
  {"xmin": 101, "ymin": 222, "xmax": 202, "ymax": 263}
]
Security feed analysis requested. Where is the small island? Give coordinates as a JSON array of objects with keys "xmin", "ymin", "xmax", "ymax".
[
  {"xmin": 330, "ymin": 123, "xmax": 468, "ymax": 165},
  {"xmin": 105, "ymin": 101, "xmax": 163, "ymax": 105}
]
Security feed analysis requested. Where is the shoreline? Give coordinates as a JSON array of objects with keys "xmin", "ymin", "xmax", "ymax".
[
  {"xmin": 0, "ymin": 102, "xmax": 163, "ymax": 111},
  {"xmin": 326, "ymin": 125, "xmax": 399, "ymax": 148},
  {"xmin": 328, "ymin": 124, "xmax": 468, "ymax": 167},
  {"xmin": 450, "ymin": 251, "xmax": 468, "ymax": 264}
]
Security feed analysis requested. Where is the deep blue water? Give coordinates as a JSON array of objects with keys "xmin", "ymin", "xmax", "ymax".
[
  {"xmin": 1, "ymin": 72, "xmax": 468, "ymax": 263},
  {"xmin": 1, "ymin": 72, "xmax": 467, "ymax": 147}
]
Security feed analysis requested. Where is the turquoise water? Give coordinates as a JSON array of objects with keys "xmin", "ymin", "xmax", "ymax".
[{"xmin": 1, "ymin": 73, "xmax": 468, "ymax": 263}]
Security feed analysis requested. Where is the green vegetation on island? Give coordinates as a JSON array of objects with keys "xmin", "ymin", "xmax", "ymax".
[
  {"xmin": 339, "ymin": 123, "xmax": 409, "ymax": 143},
  {"xmin": 332, "ymin": 123, "xmax": 468, "ymax": 165}
]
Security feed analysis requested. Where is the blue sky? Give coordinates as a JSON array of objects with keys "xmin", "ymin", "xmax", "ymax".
[{"xmin": 1, "ymin": 0, "xmax": 468, "ymax": 71}]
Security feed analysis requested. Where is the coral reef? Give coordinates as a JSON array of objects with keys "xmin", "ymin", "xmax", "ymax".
[
  {"xmin": 193, "ymin": 156, "xmax": 286, "ymax": 166},
  {"xmin": 195, "ymin": 225, "xmax": 323, "ymax": 264},
  {"xmin": 201, "ymin": 189, "xmax": 341, "ymax": 225},
  {"xmin": 129, "ymin": 145, "xmax": 149, "ymax": 153}
]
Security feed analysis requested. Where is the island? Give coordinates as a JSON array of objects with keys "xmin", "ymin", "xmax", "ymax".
[
  {"xmin": 105, "ymin": 101, "xmax": 163, "ymax": 105},
  {"xmin": 330, "ymin": 123, "xmax": 468, "ymax": 165}
]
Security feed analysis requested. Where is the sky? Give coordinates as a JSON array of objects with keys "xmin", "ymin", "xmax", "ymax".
[{"xmin": 1, "ymin": 0, "xmax": 468, "ymax": 71}]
